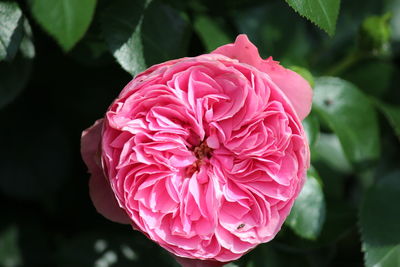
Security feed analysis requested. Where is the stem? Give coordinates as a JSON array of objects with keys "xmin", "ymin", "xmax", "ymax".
[{"xmin": 325, "ymin": 51, "xmax": 365, "ymax": 76}]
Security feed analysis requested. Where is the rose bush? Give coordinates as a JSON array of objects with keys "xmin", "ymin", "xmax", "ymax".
[{"xmin": 81, "ymin": 35, "xmax": 312, "ymax": 263}]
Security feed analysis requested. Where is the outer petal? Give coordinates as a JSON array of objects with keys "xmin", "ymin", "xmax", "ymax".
[
  {"xmin": 212, "ymin": 34, "xmax": 312, "ymax": 120},
  {"xmin": 81, "ymin": 119, "xmax": 131, "ymax": 224}
]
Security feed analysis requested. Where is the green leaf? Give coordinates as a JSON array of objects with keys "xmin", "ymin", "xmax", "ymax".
[
  {"xmin": 0, "ymin": 226, "xmax": 22, "ymax": 267},
  {"xmin": 141, "ymin": 2, "xmax": 190, "ymax": 66},
  {"xmin": 286, "ymin": 167, "xmax": 326, "ymax": 240},
  {"xmin": 0, "ymin": 1, "xmax": 24, "ymax": 61},
  {"xmin": 29, "ymin": 0, "xmax": 97, "ymax": 51},
  {"xmin": 313, "ymin": 77, "xmax": 380, "ymax": 165},
  {"xmin": 360, "ymin": 171, "xmax": 400, "ymax": 267},
  {"xmin": 19, "ymin": 20, "xmax": 35, "ymax": 59},
  {"xmin": 100, "ymin": 0, "xmax": 147, "ymax": 76},
  {"xmin": 303, "ymin": 112, "xmax": 319, "ymax": 148},
  {"xmin": 375, "ymin": 101, "xmax": 400, "ymax": 139},
  {"xmin": 101, "ymin": 1, "xmax": 189, "ymax": 75},
  {"xmin": 289, "ymin": 66, "xmax": 315, "ymax": 88},
  {"xmin": 193, "ymin": 15, "xmax": 232, "ymax": 51},
  {"xmin": 285, "ymin": 0, "xmax": 341, "ymax": 36},
  {"xmin": 0, "ymin": 18, "xmax": 34, "ymax": 109},
  {"xmin": 313, "ymin": 133, "xmax": 352, "ymax": 173}
]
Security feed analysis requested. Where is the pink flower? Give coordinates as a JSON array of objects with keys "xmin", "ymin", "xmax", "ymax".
[{"xmin": 81, "ymin": 35, "xmax": 312, "ymax": 263}]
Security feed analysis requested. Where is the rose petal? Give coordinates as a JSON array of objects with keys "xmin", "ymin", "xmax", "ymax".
[
  {"xmin": 81, "ymin": 119, "xmax": 131, "ymax": 224},
  {"xmin": 212, "ymin": 34, "xmax": 312, "ymax": 120},
  {"xmin": 81, "ymin": 119, "xmax": 104, "ymax": 172},
  {"xmin": 87, "ymin": 36, "xmax": 311, "ymax": 262}
]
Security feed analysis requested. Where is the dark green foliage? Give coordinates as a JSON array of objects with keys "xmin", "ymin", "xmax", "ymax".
[
  {"xmin": 360, "ymin": 172, "xmax": 400, "ymax": 267},
  {"xmin": 313, "ymin": 77, "xmax": 380, "ymax": 164},
  {"xmin": 286, "ymin": 167, "xmax": 326, "ymax": 240},
  {"xmin": 1, "ymin": 0, "xmax": 400, "ymax": 266}
]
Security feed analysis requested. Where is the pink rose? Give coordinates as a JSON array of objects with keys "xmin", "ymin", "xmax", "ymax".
[{"xmin": 81, "ymin": 34, "xmax": 311, "ymax": 263}]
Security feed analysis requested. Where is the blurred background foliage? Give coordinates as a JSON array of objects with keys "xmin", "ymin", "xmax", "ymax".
[{"xmin": 0, "ymin": 0, "xmax": 400, "ymax": 266}]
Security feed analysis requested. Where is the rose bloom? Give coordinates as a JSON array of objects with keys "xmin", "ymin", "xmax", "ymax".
[{"xmin": 81, "ymin": 35, "xmax": 312, "ymax": 264}]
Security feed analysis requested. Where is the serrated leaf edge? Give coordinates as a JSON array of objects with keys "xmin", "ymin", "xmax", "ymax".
[{"xmin": 284, "ymin": 0, "xmax": 340, "ymax": 36}]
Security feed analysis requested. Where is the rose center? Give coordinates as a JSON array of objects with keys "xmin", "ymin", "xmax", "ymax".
[
  {"xmin": 193, "ymin": 141, "xmax": 213, "ymax": 160},
  {"xmin": 186, "ymin": 141, "xmax": 213, "ymax": 177}
]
